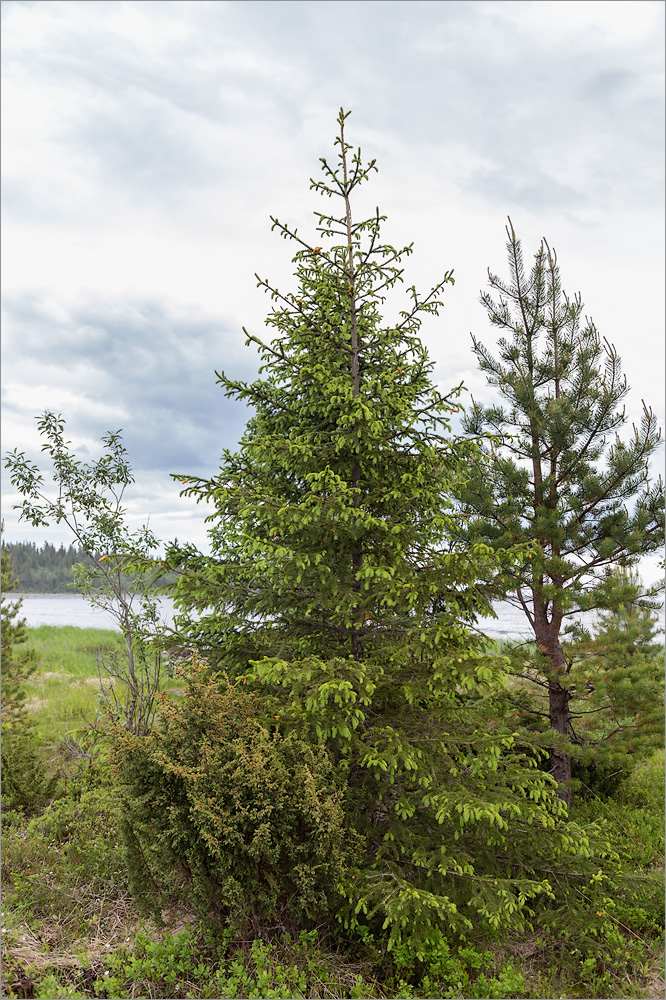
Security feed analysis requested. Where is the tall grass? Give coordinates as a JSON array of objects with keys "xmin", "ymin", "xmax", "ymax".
[
  {"xmin": 22, "ymin": 627, "xmax": 125, "ymax": 737},
  {"xmin": 22, "ymin": 626, "xmax": 181, "ymax": 738}
]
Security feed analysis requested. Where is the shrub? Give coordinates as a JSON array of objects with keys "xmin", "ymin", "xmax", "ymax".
[
  {"xmin": 1, "ymin": 779, "xmax": 129, "ymax": 938},
  {"xmin": 0, "ymin": 726, "xmax": 58, "ymax": 816},
  {"xmin": 113, "ymin": 659, "xmax": 359, "ymax": 935}
]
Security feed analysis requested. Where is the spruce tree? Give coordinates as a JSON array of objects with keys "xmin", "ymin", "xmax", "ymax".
[
  {"xmin": 460, "ymin": 220, "xmax": 664, "ymax": 804},
  {"xmin": 159, "ymin": 113, "xmax": 612, "ymax": 951}
]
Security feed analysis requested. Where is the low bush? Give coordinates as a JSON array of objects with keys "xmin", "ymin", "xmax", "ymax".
[
  {"xmin": 0, "ymin": 725, "xmax": 58, "ymax": 817},
  {"xmin": 1, "ymin": 776, "xmax": 130, "ymax": 950},
  {"xmin": 112, "ymin": 660, "xmax": 360, "ymax": 936}
]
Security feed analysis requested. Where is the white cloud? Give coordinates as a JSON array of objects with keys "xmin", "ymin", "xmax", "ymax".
[{"xmin": 1, "ymin": 0, "xmax": 663, "ymax": 557}]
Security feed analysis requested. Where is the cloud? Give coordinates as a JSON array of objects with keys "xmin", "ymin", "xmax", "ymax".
[
  {"xmin": 4, "ymin": 0, "xmax": 662, "ymax": 234},
  {"xmin": 1, "ymin": 0, "xmax": 663, "ymax": 555},
  {"xmin": 1, "ymin": 293, "xmax": 256, "ymax": 474}
]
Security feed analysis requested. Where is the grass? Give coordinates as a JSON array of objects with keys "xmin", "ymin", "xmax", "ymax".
[
  {"xmin": 22, "ymin": 627, "xmax": 125, "ymax": 737},
  {"xmin": 1, "ymin": 626, "xmax": 664, "ymax": 1000},
  {"xmin": 22, "ymin": 625, "xmax": 185, "ymax": 740}
]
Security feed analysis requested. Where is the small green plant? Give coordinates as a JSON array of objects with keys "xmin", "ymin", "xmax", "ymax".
[
  {"xmin": 2, "ymin": 532, "xmax": 38, "ymax": 725},
  {"xmin": 1, "ymin": 778, "xmax": 129, "ymax": 939},
  {"xmin": 113, "ymin": 659, "xmax": 359, "ymax": 936}
]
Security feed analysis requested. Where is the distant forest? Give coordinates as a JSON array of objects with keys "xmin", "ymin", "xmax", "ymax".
[
  {"xmin": 2, "ymin": 541, "xmax": 96, "ymax": 593},
  {"xmin": 2, "ymin": 540, "xmax": 178, "ymax": 594}
]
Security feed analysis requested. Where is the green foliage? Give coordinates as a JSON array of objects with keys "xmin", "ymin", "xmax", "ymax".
[
  {"xmin": 575, "ymin": 750, "xmax": 665, "ymax": 873},
  {"xmin": 16, "ymin": 626, "xmax": 128, "ymax": 743},
  {"xmin": 5, "ymin": 414, "xmax": 174, "ymax": 735},
  {"xmin": 113, "ymin": 659, "xmax": 357, "ymax": 934},
  {"xmin": 459, "ymin": 220, "xmax": 664, "ymax": 801},
  {"xmin": 0, "ymin": 726, "xmax": 58, "ymax": 817},
  {"xmin": 2, "ymin": 532, "xmax": 18, "ymax": 591},
  {"xmin": 1, "ymin": 594, "xmax": 37, "ymax": 726},
  {"xmin": 501, "ymin": 570, "xmax": 665, "ymax": 800},
  {"xmin": 2, "ymin": 926, "xmax": 388, "ymax": 1000},
  {"xmin": 100, "ymin": 930, "xmax": 313, "ymax": 1000},
  {"xmin": 621, "ymin": 749, "xmax": 666, "ymax": 814},
  {"xmin": 2, "ymin": 115, "xmax": 663, "ymax": 1000},
  {"xmin": 1, "ymin": 778, "xmax": 129, "ymax": 949},
  {"xmin": 166, "ymin": 113, "xmax": 505, "ymax": 669},
  {"xmin": 133, "ymin": 111, "xmax": 626, "ymax": 955},
  {"xmin": 566, "ymin": 570, "xmax": 664, "ymax": 788},
  {"xmin": 2, "ymin": 538, "xmax": 37, "ymax": 729},
  {"xmin": 1, "ymin": 534, "xmax": 56, "ymax": 814},
  {"xmin": 1, "ymin": 739, "xmax": 662, "ymax": 999},
  {"xmin": 1, "ymin": 539, "xmax": 93, "ymax": 593}
]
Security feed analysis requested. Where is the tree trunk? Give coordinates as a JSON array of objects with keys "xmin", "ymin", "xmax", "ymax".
[
  {"xmin": 548, "ymin": 679, "xmax": 573, "ymax": 806},
  {"xmin": 341, "ymin": 119, "xmax": 364, "ymax": 660},
  {"xmin": 535, "ymin": 607, "xmax": 573, "ymax": 806}
]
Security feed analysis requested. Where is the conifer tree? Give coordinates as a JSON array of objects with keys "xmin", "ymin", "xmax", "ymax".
[
  {"xmin": 1, "ymin": 526, "xmax": 54, "ymax": 814},
  {"xmin": 158, "ymin": 113, "xmax": 612, "ymax": 951},
  {"xmin": 460, "ymin": 221, "xmax": 664, "ymax": 804},
  {"xmin": 1, "ymin": 525, "xmax": 36, "ymax": 730},
  {"xmin": 563, "ymin": 568, "xmax": 664, "ymax": 791}
]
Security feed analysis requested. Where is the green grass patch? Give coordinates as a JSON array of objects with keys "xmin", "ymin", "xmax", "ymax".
[{"xmin": 22, "ymin": 626, "xmax": 184, "ymax": 739}]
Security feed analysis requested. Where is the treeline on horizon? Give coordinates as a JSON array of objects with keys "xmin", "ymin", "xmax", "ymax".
[
  {"xmin": 1, "ymin": 540, "xmax": 179, "ymax": 594},
  {"xmin": 1, "ymin": 540, "xmax": 91, "ymax": 593}
]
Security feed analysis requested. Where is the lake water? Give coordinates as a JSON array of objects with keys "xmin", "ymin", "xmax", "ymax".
[
  {"xmin": 6, "ymin": 592, "xmax": 634, "ymax": 640},
  {"xmin": 9, "ymin": 593, "xmax": 180, "ymax": 632}
]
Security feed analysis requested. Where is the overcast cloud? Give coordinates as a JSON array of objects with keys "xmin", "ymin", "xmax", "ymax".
[{"xmin": 2, "ymin": 0, "xmax": 664, "ymax": 567}]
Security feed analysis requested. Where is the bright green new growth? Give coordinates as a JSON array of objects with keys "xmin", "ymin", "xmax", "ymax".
[
  {"xmin": 148, "ymin": 111, "xmax": 617, "ymax": 954},
  {"xmin": 170, "ymin": 110, "xmax": 509, "ymax": 665}
]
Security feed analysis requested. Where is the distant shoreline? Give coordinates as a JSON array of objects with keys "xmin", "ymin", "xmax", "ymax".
[{"xmin": 9, "ymin": 591, "xmax": 664, "ymax": 642}]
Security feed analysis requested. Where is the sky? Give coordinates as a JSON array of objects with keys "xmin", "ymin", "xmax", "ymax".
[{"xmin": 1, "ymin": 0, "xmax": 664, "ymax": 580}]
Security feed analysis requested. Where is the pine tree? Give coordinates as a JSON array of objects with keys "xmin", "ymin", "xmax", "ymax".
[
  {"xmin": 460, "ymin": 220, "xmax": 664, "ymax": 804},
  {"xmin": 564, "ymin": 568, "xmax": 664, "ymax": 792},
  {"xmin": 1, "ymin": 525, "xmax": 36, "ymax": 730},
  {"xmin": 157, "ymin": 113, "xmax": 612, "ymax": 952}
]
